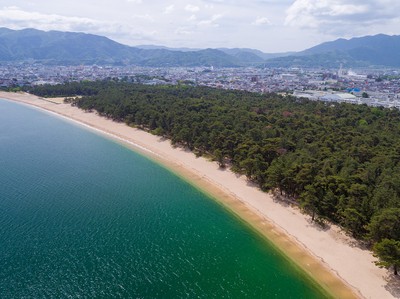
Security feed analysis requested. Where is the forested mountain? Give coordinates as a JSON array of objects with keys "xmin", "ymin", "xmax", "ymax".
[
  {"xmin": 0, "ymin": 28, "xmax": 275, "ymax": 66},
  {"xmin": 265, "ymin": 34, "xmax": 400, "ymax": 68},
  {"xmin": 135, "ymin": 45, "xmax": 293, "ymax": 61},
  {"xmin": 2, "ymin": 28, "xmax": 400, "ymax": 68},
  {"xmin": 0, "ymin": 28, "xmax": 139, "ymax": 64},
  {"xmin": 132, "ymin": 48, "xmax": 240, "ymax": 67},
  {"xmin": 217, "ymin": 48, "xmax": 294, "ymax": 60},
  {"xmin": 0, "ymin": 28, "xmax": 240, "ymax": 66},
  {"xmin": 136, "ymin": 45, "xmax": 201, "ymax": 52},
  {"xmin": 263, "ymin": 51, "xmax": 361, "ymax": 68}
]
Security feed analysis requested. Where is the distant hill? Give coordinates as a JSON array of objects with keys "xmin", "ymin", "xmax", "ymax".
[
  {"xmin": 0, "ymin": 28, "xmax": 140, "ymax": 64},
  {"xmin": 136, "ymin": 45, "xmax": 289, "ymax": 62},
  {"xmin": 1, "ymin": 28, "xmax": 400, "ymax": 68},
  {"xmin": 263, "ymin": 51, "xmax": 363, "ymax": 68},
  {"xmin": 133, "ymin": 48, "xmax": 241, "ymax": 67},
  {"xmin": 0, "ymin": 28, "xmax": 240, "ymax": 67},
  {"xmin": 136, "ymin": 46, "xmax": 283, "ymax": 65},
  {"xmin": 264, "ymin": 34, "xmax": 400, "ymax": 68},
  {"xmin": 218, "ymin": 48, "xmax": 294, "ymax": 61},
  {"xmin": 136, "ymin": 45, "xmax": 201, "ymax": 52},
  {"xmin": 217, "ymin": 48, "xmax": 265, "ymax": 64}
]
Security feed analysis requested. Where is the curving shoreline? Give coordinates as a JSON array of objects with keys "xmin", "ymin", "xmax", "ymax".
[{"xmin": 1, "ymin": 91, "xmax": 397, "ymax": 299}]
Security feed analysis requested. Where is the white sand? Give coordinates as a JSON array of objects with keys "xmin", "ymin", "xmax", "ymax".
[{"xmin": 1, "ymin": 91, "xmax": 399, "ymax": 299}]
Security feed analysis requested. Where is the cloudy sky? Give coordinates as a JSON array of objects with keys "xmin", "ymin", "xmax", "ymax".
[{"xmin": 1, "ymin": 0, "xmax": 400, "ymax": 52}]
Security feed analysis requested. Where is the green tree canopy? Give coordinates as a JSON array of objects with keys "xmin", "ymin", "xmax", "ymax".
[
  {"xmin": 368, "ymin": 208, "xmax": 400, "ymax": 243},
  {"xmin": 373, "ymin": 239, "xmax": 400, "ymax": 275}
]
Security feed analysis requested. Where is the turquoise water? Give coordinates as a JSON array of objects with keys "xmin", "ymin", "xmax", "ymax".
[{"xmin": 0, "ymin": 99, "xmax": 328, "ymax": 298}]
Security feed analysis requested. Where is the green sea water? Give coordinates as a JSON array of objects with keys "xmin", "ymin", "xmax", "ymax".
[{"xmin": 0, "ymin": 99, "xmax": 329, "ymax": 298}]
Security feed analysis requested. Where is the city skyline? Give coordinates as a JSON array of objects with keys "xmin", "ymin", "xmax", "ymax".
[{"xmin": 1, "ymin": 0, "xmax": 400, "ymax": 52}]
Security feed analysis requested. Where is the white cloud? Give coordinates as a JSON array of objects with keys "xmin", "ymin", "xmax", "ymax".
[
  {"xmin": 0, "ymin": 6, "xmax": 99, "ymax": 32},
  {"xmin": 175, "ymin": 27, "xmax": 193, "ymax": 35},
  {"xmin": 327, "ymin": 4, "xmax": 368, "ymax": 16},
  {"xmin": 197, "ymin": 14, "xmax": 223, "ymax": 27},
  {"xmin": 132, "ymin": 14, "xmax": 154, "ymax": 22},
  {"xmin": 163, "ymin": 5, "xmax": 174, "ymax": 14},
  {"xmin": 285, "ymin": 0, "xmax": 400, "ymax": 34},
  {"xmin": 185, "ymin": 4, "xmax": 200, "ymax": 12},
  {"xmin": 252, "ymin": 17, "xmax": 271, "ymax": 26},
  {"xmin": 126, "ymin": 0, "xmax": 142, "ymax": 3},
  {"xmin": 187, "ymin": 14, "xmax": 197, "ymax": 21},
  {"xmin": 0, "ymin": 6, "xmax": 156, "ymax": 42},
  {"xmin": 286, "ymin": 0, "xmax": 369, "ymax": 24}
]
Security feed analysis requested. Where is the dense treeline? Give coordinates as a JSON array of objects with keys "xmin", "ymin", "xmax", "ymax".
[{"xmin": 27, "ymin": 80, "xmax": 400, "ymax": 274}]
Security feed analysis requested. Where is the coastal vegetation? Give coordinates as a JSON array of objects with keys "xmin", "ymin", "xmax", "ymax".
[{"xmin": 27, "ymin": 80, "xmax": 400, "ymax": 274}]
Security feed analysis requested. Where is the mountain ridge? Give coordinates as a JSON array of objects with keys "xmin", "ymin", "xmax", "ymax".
[
  {"xmin": 1, "ymin": 28, "xmax": 400, "ymax": 67},
  {"xmin": 265, "ymin": 34, "xmax": 400, "ymax": 68},
  {"xmin": 0, "ymin": 28, "xmax": 241, "ymax": 67}
]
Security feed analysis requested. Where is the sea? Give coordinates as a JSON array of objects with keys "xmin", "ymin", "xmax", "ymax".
[{"xmin": 0, "ymin": 99, "xmax": 329, "ymax": 298}]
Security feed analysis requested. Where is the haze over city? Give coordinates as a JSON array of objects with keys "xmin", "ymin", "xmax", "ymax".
[{"xmin": 1, "ymin": 0, "xmax": 400, "ymax": 52}]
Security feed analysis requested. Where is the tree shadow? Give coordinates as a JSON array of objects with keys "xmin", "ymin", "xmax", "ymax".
[
  {"xmin": 246, "ymin": 179, "xmax": 258, "ymax": 188},
  {"xmin": 271, "ymin": 192, "xmax": 294, "ymax": 208},
  {"xmin": 305, "ymin": 217, "xmax": 331, "ymax": 232},
  {"xmin": 234, "ymin": 173, "xmax": 242, "ymax": 179},
  {"xmin": 384, "ymin": 273, "xmax": 400, "ymax": 298}
]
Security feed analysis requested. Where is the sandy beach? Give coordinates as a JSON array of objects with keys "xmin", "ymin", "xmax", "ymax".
[{"xmin": 1, "ymin": 91, "xmax": 399, "ymax": 299}]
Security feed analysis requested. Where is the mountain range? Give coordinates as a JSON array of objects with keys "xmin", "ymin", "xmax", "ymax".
[
  {"xmin": 1, "ymin": 27, "xmax": 400, "ymax": 68},
  {"xmin": 264, "ymin": 34, "xmax": 400, "ymax": 68}
]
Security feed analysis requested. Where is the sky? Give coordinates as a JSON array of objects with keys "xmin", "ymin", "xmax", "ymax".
[{"xmin": 1, "ymin": 0, "xmax": 400, "ymax": 53}]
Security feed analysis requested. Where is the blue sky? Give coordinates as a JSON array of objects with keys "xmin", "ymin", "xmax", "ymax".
[{"xmin": 1, "ymin": 0, "xmax": 400, "ymax": 52}]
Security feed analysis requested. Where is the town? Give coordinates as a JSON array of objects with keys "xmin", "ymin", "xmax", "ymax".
[{"xmin": 1, "ymin": 63, "xmax": 400, "ymax": 108}]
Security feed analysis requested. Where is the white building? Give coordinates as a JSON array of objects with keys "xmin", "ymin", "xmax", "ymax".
[{"xmin": 321, "ymin": 93, "xmax": 358, "ymax": 104}]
